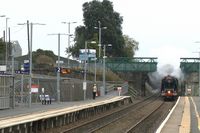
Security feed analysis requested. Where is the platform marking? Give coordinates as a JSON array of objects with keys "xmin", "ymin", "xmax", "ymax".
[
  {"xmin": 191, "ymin": 97, "xmax": 200, "ymax": 131},
  {"xmin": 179, "ymin": 97, "xmax": 190, "ymax": 133}
]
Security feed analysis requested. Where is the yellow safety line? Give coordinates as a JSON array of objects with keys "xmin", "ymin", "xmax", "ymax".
[
  {"xmin": 179, "ymin": 97, "xmax": 190, "ymax": 133},
  {"xmin": 191, "ymin": 97, "xmax": 200, "ymax": 131}
]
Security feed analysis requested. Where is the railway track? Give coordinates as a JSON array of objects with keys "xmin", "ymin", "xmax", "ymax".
[
  {"xmin": 53, "ymin": 95, "xmax": 175, "ymax": 133},
  {"xmin": 125, "ymin": 100, "xmax": 174, "ymax": 133}
]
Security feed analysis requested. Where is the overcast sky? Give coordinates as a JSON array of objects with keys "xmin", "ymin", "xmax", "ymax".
[{"xmin": 1, "ymin": 0, "xmax": 200, "ymax": 69}]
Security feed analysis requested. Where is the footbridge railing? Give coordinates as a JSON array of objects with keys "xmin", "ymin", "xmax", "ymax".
[
  {"xmin": 180, "ymin": 58, "xmax": 200, "ymax": 73},
  {"xmin": 105, "ymin": 57, "xmax": 158, "ymax": 72}
]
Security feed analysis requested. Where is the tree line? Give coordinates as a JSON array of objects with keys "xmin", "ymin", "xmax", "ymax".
[{"xmin": 68, "ymin": 0, "xmax": 139, "ymax": 59}]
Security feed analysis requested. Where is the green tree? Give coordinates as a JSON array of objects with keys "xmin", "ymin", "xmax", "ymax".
[
  {"xmin": 69, "ymin": 0, "xmax": 132, "ymax": 58},
  {"xmin": 35, "ymin": 55, "xmax": 54, "ymax": 66},
  {"xmin": 123, "ymin": 35, "xmax": 139, "ymax": 57}
]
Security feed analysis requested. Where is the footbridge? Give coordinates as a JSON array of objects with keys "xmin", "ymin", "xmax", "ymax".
[
  {"xmin": 180, "ymin": 58, "xmax": 200, "ymax": 73},
  {"xmin": 105, "ymin": 57, "xmax": 158, "ymax": 72},
  {"xmin": 104, "ymin": 57, "xmax": 158, "ymax": 97},
  {"xmin": 180, "ymin": 58, "xmax": 200, "ymax": 96}
]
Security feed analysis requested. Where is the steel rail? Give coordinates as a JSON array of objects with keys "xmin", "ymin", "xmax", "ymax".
[
  {"xmin": 62, "ymin": 94, "xmax": 160, "ymax": 133},
  {"xmin": 125, "ymin": 101, "xmax": 165, "ymax": 133}
]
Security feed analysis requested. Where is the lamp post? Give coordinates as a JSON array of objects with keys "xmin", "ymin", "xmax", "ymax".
[
  {"xmin": 196, "ymin": 52, "xmax": 200, "ymax": 97},
  {"xmin": 0, "ymin": 15, "xmax": 5, "ymax": 18},
  {"xmin": 0, "ymin": 15, "xmax": 6, "ymax": 33},
  {"xmin": 94, "ymin": 57, "xmax": 97, "ymax": 83},
  {"xmin": 199, "ymin": 52, "xmax": 200, "ymax": 97},
  {"xmin": 61, "ymin": 21, "xmax": 77, "ymax": 67},
  {"xmin": 83, "ymin": 41, "xmax": 96, "ymax": 100},
  {"xmin": 20, "ymin": 67, "xmax": 24, "ymax": 104},
  {"xmin": 94, "ymin": 21, "xmax": 107, "ymax": 58},
  {"xmin": 29, "ymin": 22, "xmax": 45, "ymax": 107},
  {"xmin": 11, "ymin": 37, "xmax": 15, "ymax": 108},
  {"xmin": 48, "ymin": 33, "xmax": 68, "ymax": 103},
  {"xmin": 83, "ymin": 41, "xmax": 88, "ymax": 101},
  {"xmin": 103, "ymin": 44, "xmax": 112, "ymax": 95},
  {"xmin": 5, "ymin": 17, "xmax": 9, "ymax": 70},
  {"xmin": 18, "ymin": 21, "xmax": 45, "ymax": 107}
]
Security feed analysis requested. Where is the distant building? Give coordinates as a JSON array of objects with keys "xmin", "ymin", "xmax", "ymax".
[{"xmin": 12, "ymin": 41, "xmax": 22, "ymax": 57}]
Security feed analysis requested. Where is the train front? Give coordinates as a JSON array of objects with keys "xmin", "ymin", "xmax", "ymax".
[{"xmin": 161, "ymin": 75, "xmax": 178, "ymax": 100}]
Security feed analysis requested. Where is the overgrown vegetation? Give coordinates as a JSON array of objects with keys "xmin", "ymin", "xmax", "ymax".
[{"xmin": 15, "ymin": 49, "xmax": 122, "ymax": 81}]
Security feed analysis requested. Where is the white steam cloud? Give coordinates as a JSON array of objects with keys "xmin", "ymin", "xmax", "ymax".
[{"xmin": 148, "ymin": 64, "xmax": 184, "ymax": 89}]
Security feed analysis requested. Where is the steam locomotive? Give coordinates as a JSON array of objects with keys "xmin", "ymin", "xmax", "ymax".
[{"xmin": 161, "ymin": 75, "xmax": 178, "ymax": 100}]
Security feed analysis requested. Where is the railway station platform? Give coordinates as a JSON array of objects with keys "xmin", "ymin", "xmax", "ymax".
[
  {"xmin": 156, "ymin": 96, "xmax": 200, "ymax": 133},
  {"xmin": 0, "ymin": 94, "xmax": 132, "ymax": 133}
]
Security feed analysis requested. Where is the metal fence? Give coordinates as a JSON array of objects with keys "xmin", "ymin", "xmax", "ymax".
[
  {"xmin": 0, "ymin": 75, "xmax": 14, "ymax": 109},
  {"xmin": 0, "ymin": 59, "xmax": 129, "ymax": 108}
]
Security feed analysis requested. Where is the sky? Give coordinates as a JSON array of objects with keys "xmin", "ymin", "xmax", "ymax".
[{"xmin": 1, "ymin": 0, "xmax": 200, "ymax": 70}]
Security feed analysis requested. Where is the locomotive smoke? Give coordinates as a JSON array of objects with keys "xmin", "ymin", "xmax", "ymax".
[{"xmin": 148, "ymin": 64, "xmax": 184, "ymax": 89}]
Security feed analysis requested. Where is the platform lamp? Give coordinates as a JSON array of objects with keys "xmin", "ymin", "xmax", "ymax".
[
  {"xmin": 103, "ymin": 44, "xmax": 112, "ymax": 95},
  {"xmin": 193, "ymin": 41, "xmax": 200, "ymax": 96},
  {"xmin": 61, "ymin": 21, "xmax": 77, "ymax": 67},
  {"xmin": 83, "ymin": 41, "xmax": 96, "ymax": 100},
  {"xmin": 18, "ymin": 21, "xmax": 45, "ymax": 107},
  {"xmin": 0, "ymin": 15, "xmax": 6, "ymax": 33},
  {"xmin": 48, "ymin": 33, "xmax": 68, "ymax": 103},
  {"xmin": 94, "ymin": 21, "xmax": 107, "ymax": 58}
]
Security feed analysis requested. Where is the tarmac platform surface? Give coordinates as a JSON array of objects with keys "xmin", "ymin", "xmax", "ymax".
[
  {"xmin": 2, "ymin": 95, "xmax": 197, "ymax": 133},
  {"xmin": 156, "ymin": 96, "xmax": 200, "ymax": 133},
  {"xmin": 0, "ymin": 93, "xmax": 125, "ymax": 119}
]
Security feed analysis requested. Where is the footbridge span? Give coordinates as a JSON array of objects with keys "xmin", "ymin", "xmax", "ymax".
[
  {"xmin": 180, "ymin": 58, "xmax": 200, "ymax": 96},
  {"xmin": 106, "ymin": 57, "xmax": 157, "ymax": 72}
]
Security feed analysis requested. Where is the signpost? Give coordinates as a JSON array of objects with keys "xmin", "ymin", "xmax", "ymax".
[{"xmin": 117, "ymin": 86, "xmax": 122, "ymax": 96}]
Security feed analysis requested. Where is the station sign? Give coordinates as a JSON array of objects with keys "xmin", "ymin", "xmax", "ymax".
[
  {"xmin": 0, "ymin": 65, "xmax": 6, "ymax": 72},
  {"xmin": 0, "ymin": 72, "xmax": 12, "ymax": 76},
  {"xmin": 83, "ymin": 81, "xmax": 87, "ymax": 90},
  {"xmin": 24, "ymin": 60, "xmax": 29, "ymax": 63},
  {"xmin": 15, "ymin": 70, "xmax": 22, "ymax": 74},
  {"xmin": 0, "ymin": 65, "xmax": 13, "ymax": 76},
  {"xmin": 23, "ymin": 60, "xmax": 30, "ymax": 74},
  {"xmin": 79, "ymin": 49, "xmax": 96, "ymax": 61},
  {"xmin": 27, "ymin": 84, "xmax": 39, "ymax": 93},
  {"xmin": 55, "ymin": 67, "xmax": 61, "ymax": 73},
  {"xmin": 31, "ymin": 84, "xmax": 39, "ymax": 93},
  {"xmin": 56, "ymin": 60, "xmax": 64, "ymax": 64}
]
